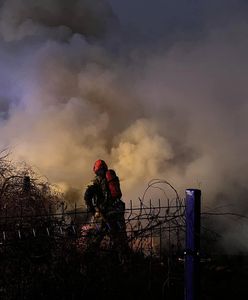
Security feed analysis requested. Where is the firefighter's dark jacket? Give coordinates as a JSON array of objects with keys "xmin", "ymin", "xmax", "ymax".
[{"xmin": 84, "ymin": 175, "xmax": 116, "ymax": 215}]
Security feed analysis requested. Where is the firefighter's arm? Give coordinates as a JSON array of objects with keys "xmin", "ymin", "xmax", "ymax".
[{"xmin": 83, "ymin": 184, "xmax": 96, "ymax": 214}]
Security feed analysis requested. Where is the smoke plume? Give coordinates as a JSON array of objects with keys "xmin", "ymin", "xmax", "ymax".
[{"xmin": 0, "ymin": 0, "xmax": 248, "ymax": 251}]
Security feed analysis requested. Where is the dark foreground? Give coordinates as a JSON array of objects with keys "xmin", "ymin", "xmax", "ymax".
[
  {"xmin": 201, "ymin": 255, "xmax": 248, "ymax": 300},
  {"xmin": 0, "ymin": 238, "xmax": 247, "ymax": 300}
]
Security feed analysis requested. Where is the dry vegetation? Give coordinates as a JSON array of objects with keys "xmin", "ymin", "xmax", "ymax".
[
  {"xmin": 1, "ymin": 150, "xmax": 245, "ymax": 300},
  {"xmin": 0, "ymin": 151, "xmax": 169, "ymax": 300},
  {"xmin": 0, "ymin": 150, "xmax": 62, "ymax": 218}
]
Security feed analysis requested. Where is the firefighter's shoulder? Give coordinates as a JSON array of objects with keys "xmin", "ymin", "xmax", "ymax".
[{"xmin": 83, "ymin": 181, "xmax": 94, "ymax": 192}]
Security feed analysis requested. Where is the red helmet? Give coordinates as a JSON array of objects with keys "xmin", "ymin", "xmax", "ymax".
[{"xmin": 93, "ymin": 159, "xmax": 108, "ymax": 174}]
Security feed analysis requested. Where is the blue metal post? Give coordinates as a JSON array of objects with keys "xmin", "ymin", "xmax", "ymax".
[{"xmin": 185, "ymin": 189, "xmax": 201, "ymax": 300}]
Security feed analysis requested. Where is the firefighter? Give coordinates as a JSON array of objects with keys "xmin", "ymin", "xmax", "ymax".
[{"xmin": 84, "ymin": 159, "xmax": 128, "ymax": 258}]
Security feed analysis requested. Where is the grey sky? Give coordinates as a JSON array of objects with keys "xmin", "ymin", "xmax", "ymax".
[{"xmin": 108, "ymin": 0, "xmax": 248, "ymax": 40}]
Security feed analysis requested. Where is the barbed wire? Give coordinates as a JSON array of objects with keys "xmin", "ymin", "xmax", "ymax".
[{"xmin": 2, "ymin": 152, "xmax": 248, "ymax": 298}]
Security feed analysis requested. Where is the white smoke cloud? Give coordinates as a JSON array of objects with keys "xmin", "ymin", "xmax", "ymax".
[
  {"xmin": 111, "ymin": 119, "xmax": 174, "ymax": 189},
  {"xmin": 0, "ymin": 1, "xmax": 248, "ymax": 252}
]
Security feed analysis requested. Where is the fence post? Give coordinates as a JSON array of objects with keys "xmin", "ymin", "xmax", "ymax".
[{"xmin": 185, "ymin": 189, "xmax": 201, "ymax": 300}]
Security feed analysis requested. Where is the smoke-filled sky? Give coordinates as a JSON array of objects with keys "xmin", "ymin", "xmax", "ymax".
[{"xmin": 0, "ymin": 0, "xmax": 248, "ymax": 243}]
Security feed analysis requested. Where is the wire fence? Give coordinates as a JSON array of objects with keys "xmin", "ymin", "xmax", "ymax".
[
  {"xmin": 0, "ymin": 197, "xmax": 186, "ymax": 256},
  {"xmin": 0, "ymin": 179, "xmax": 186, "ymax": 258},
  {"xmin": 0, "ymin": 179, "xmax": 187, "ymax": 299},
  {"xmin": 1, "ymin": 154, "xmax": 248, "ymax": 299}
]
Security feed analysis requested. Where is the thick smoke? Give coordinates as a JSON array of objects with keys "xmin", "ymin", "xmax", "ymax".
[
  {"xmin": 0, "ymin": 0, "xmax": 118, "ymax": 41},
  {"xmin": 0, "ymin": 0, "xmax": 248, "ymax": 251}
]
